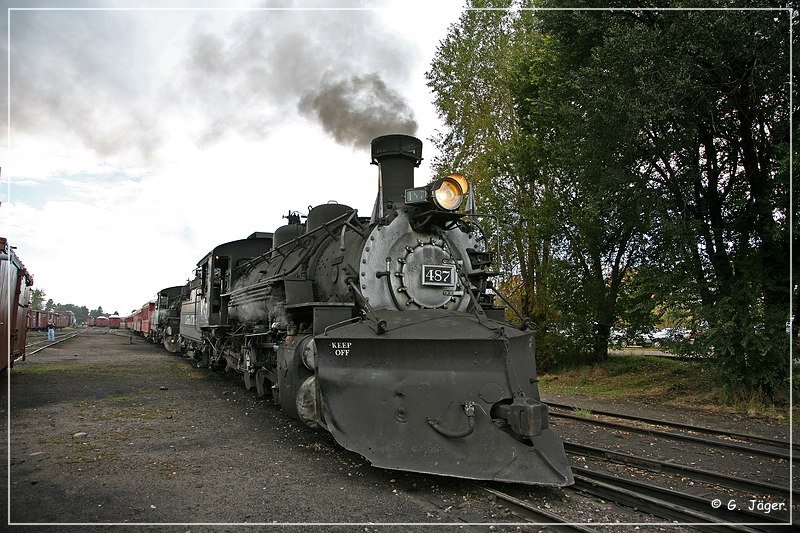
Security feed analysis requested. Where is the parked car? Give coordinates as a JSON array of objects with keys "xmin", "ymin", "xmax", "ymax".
[
  {"xmin": 609, "ymin": 327, "xmax": 654, "ymax": 347},
  {"xmin": 651, "ymin": 328, "xmax": 671, "ymax": 348}
]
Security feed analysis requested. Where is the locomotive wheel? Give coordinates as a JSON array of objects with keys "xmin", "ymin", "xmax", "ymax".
[
  {"xmin": 272, "ymin": 382, "xmax": 281, "ymax": 406},
  {"xmin": 197, "ymin": 345, "xmax": 211, "ymax": 368},
  {"xmin": 255, "ymin": 369, "xmax": 270, "ymax": 398}
]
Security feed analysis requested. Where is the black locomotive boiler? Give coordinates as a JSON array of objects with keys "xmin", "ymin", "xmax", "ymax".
[{"xmin": 166, "ymin": 134, "xmax": 572, "ymax": 486}]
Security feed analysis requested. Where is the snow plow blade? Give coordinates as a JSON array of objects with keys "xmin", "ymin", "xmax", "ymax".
[{"xmin": 316, "ymin": 310, "xmax": 574, "ymax": 487}]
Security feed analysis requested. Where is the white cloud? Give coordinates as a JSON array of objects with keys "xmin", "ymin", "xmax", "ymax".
[{"xmin": 2, "ymin": 0, "xmax": 465, "ymax": 314}]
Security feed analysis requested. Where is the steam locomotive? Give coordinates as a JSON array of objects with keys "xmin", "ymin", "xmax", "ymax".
[{"xmin": 131, "ymin": 135, "xmax": 573, "ymax": 487}]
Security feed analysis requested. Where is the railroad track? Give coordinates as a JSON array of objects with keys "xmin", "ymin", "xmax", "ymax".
[
  {"xmin": 15, "ymin": 329, "xmax": 85, "ymax": 364},
  {"xmin": 463, "ymin": 403, "xmax": 794, "ymax": 529},
  {"xmin": 547, "ymin": 402, "xmax": 794, "ymax": 462},
  {"xmin": 565, "ymin": 441, "xmax": 799, "ymax": 501},
  {"xmin": 547, "ymin": 401, "xmax": 796, "ymax": 453},
  {"xmin": 570, "ymin": 468, "xmax": 787, "ymax": 532},
  {"xmin": 473, "ymin": 484, "xmax": 597, "ymax": 532},
  {"xmin": 474, "ymin": 462, "xmax": 790, "ymax": 532}
]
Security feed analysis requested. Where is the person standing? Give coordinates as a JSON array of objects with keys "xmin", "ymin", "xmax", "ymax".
[{"xmin": 46, "ymin": 319, "xmax": 55, "ymax": 342}]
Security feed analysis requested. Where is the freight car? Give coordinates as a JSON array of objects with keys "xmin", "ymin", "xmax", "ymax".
[
  {"xmin": 1, "ymin": 237, "xmax": 33, "ymax": 369},
  {"xmin": 95, "ymin": 315, "xmax": 109, "ymax": 327},
  {"xmin": 86, "ymin": 316, "xmax": 96, "ymax": 327},
  {"xmin": 139, "ymin": 135, "xmax": 573, "ymax": 487},
  {"xmin": 26, "ymin": 309, "xmax": 73, "ymax": 330}
]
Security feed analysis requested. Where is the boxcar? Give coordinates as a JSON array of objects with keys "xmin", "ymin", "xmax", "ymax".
[
  {"xmin": 1, "ymin": 237, "xmax": 34, "ymax": 369},
  {"xmin": 54, "ymin": 312, "xmax": 70, "ymax": 328}
]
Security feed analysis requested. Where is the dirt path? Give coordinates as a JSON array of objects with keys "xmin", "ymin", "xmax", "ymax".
[{"xmin": 10, "ymin": 330, "xmax": 496, "ymax": 530}]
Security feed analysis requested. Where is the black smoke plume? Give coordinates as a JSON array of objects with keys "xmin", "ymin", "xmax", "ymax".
[{"xmin": 298, "ymin": 73, "xmax": 417, "ymax": 149}]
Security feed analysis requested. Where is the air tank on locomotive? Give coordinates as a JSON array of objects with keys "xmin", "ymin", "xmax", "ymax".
[{"xmin": 216, "ymin": 134, "xmax": 573, "ymax": 487}]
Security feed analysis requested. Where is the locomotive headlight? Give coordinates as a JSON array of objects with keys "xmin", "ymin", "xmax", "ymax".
[
  {"xmin": 447, "ymin": 173, "xmax": 469, "ymax": 195},
  {"xmin": 404, "ymin": 176, "xmax": 464, "ymax": 211},
  {"xmin": 432, "ymin": 177, "xmax": 463, "ymax": 211}
]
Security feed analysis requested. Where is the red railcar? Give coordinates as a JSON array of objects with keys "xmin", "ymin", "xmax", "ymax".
[
  {"xmin": 1, "ymin": 237, "xmax": 34, "ymax": 370},
  {"xmin": 26, "ymin": 309, "xmax": 72, "ymax": 330},
  {"xmin": 87, "ymin": 316, "xmax": 96, "ymax": 327},
  {"xmin": 95, "ymin": 315, "xmax": 109, "ymax": 327},
  {"xmin": 27, "ymin": 309, "xmax": 49, "ymax": 329},
  {"xmin": 54, "ymin": 312, "xmax": 70, "ymax": 328},
  {"xmin": 130, "ymin": 301, "xmax": 156, "ymax": 338},
  {"xmin": 108, "ymin": 314, "xmax": 121, "ymax": 328},
  {"xmin": 26, "ymin": 309, "xmax": 38, "ymax": 329}
]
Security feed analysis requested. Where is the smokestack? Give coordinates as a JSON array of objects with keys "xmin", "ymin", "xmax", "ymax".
[{"xmin": 370, "ymin": 134, "xmax": 423, "ymax": 218}]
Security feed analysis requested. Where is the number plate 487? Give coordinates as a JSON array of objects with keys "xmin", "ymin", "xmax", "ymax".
[{"xmin": 421, "ymin": 265, "xmax": 456, "ymax": 287}]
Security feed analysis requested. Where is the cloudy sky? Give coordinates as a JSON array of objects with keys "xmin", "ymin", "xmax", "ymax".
[{"xmin": 1, "ymin": 0, "xmax": 465, "ymax": 316}]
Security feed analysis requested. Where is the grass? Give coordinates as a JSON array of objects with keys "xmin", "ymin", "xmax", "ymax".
[
  {"xmin": 538, "ymin": 354, "xmax": 796, "ymax": 422},
  {"xmin": 572, "ymin": 407, "xmax": 593, "ymax": 418},
  {"xmin": 540, "ymin": 355, "xmax": 709, "ymax": 399}
]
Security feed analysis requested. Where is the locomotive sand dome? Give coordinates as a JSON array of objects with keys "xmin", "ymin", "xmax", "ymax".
[{"xmin": 179, "ymin": 134, "xmax": 573, "ymax": 486}]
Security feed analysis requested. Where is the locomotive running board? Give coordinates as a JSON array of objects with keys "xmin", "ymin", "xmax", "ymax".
[{"xmin": 315, "ymin": 310, "xmax": 574, "ymax": 487}]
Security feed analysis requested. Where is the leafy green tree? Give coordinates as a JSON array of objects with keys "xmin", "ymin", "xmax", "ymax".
[
  {"xmin": 54, "ymin": 303, "xmax": 90, "ymax": 325},
  {"xmin": 428, "ymin": 2, "xmax": 653, "ymax": 364},
  {"xmin": 427, "ymin": 3, "xmax": 568, "ymax": 367},
  {"xmin": 533, "ymin": 1, "xmax": 792, "ymax": 398},
  {"xmin": 30, "ymin": 288, "xmax": 45, "ymax": 310}
]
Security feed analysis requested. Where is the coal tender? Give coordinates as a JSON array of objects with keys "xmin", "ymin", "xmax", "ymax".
[{"xmin": 217, "ymin": 135, "xmax": 573, "ymax": 486}]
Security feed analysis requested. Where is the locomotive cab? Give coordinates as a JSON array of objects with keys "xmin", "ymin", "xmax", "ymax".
[{"xmin": 197, "ymin": 236, "xmax": 274, "ymax": 328}]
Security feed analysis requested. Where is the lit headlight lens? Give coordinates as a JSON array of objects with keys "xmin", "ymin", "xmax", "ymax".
[
  {"xmin": 448, "ymin": 173, "xmax": 469, "ymax": 195},
  {"xmin": 432, "ymin": 177, "xmax": 463, "ymax": 211}
]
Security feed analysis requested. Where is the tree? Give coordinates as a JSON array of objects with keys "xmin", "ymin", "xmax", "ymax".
[
  {"xmin": 533, "ymin": 1, "xmax": 792, "ymax": 398},
  {"xmin": 30, "ymin": 288, "xmax": 46, "ymax": 310},
  {"xmin": 427, "ymin": 3, "xmax": 573, "ymax": 367},
  {"xmin": 54, "ymin": 303, "xmax": 90, "ymax": 325},
  {"xmin": 428, "ymin": 2, "xmax": 654, "ymax": 365}
]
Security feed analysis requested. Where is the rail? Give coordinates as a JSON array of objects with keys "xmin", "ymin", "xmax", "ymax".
[
  {"xmin": 549, "ymin": 409, "xmax": 793, "ymax": 462},
  {"xmin": 15, "ymin": 329, "xmax": 85, "ymax": 364},
  {"xmin": 547, "ymin": 401, "xmax": 795, "ymax": 452}
]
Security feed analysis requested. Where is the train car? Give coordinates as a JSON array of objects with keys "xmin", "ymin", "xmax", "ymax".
[
  {"xmin": 158, "ymin": 135, "xmax": 572, "ymax": 487},
  {"xmin": 95, "ymin": 315, "xmax": 109, "ymax": 327},
  {"xmin": 27, "ymin": 310, "xmax": 71, "ymax": 330},
  {"xmin": 28, "ymin": 309, "xmax": 46, "ymax": 329},
  {"xmin": 130, "ymin": 301, "xmax": 155, "ymax": 338},
  {"xmin": 54, "ymin": 312, "xmax": 71, "ymax": 329},
  {"xmin": 1, "ymin": 237, "xmax": 34, "ymax": 369},
  {"xmin": 26, "ymin": 309, "xmax": 40, "ymax": 330},
  {"xmin": 150, "ymin": 285, "xmax": 188, "ymax": 352},
  {"xmin": 63, "ymin": 310, "xmax": 76, "ymax": 327},
  {"xmin": 108, "ymin": 314, "xmax": 121, "ymax": 329},
  {"xmin": 87, "ymin": 316, "xmax": 96, "ymax": 327}
]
